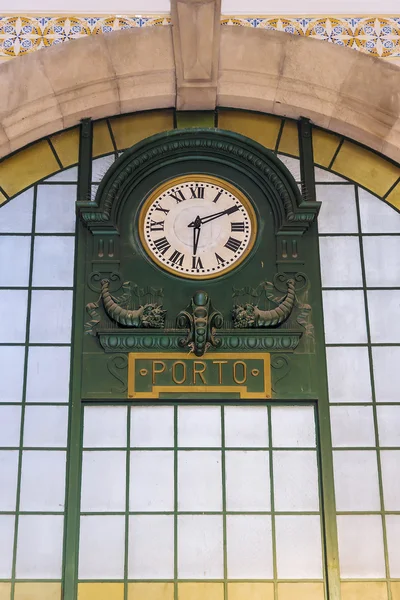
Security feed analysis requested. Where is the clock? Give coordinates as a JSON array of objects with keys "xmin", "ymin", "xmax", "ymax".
[{"xmin": 138, "ymin": 175, "xmax": 257, "ymax": 279}]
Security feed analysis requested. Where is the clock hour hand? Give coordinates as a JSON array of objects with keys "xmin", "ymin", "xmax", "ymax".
[
  {"xmin": 188, "ymin": 215, "xmax": 202, "ymax": 255},
  {"xmin": 196, "ymin": 205, "xmax": 239, "ymax": 226}
]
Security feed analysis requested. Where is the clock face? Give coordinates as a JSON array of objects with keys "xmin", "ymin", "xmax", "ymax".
[{"xmin": 138, "ymin": 175, "xmax": 257, "ymax": 279}]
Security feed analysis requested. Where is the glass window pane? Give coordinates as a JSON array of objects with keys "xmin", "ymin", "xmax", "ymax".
[
  {"xmin": 0, "ymin": 189, "xmax": 33, "ymax": 233},
  {"xmin": 319, "ymin": 237, "xmax": 363, "ymax": 288},
  {"xmin": 178, "ymin": 451, "xmax": 222, "ymax": 511},
  {"xmin": 178, "ymin": 406, "xmax": 221, "ymax": 447},
  {"xmin": 316, "ymin": 185, "xmax": 358, "ymax": 234},
  {"xmin": 81, "ymin": 451, "xmax": 126, "ymax": 512},
  {"xmin": 79, "ymin": 515, "xmax": 125, "ymax": 579},
  {"xmin": 19, "ymin": 451, "xmax": 66, "ymax": 511},
  {"xmin": 372, "ymin": 347, "xmax": 400, "ymax": 402},
  {"xmin": 0, "ymin": 290, "xmax": 28, "ymax": 343},
  {"xmin": 0, "ymin": 406, "xmax": 21, "ymax": 447},
  {"xmin": 131, "ymin": 406, "xmax": 174, "ymax": 448},
  {"xmin": 35, "ymin": 185, "xmax": 76, "ymax": 233},
  {"xmin": 377, "ymin": 406, "xmax": 400, "ymax": 445},
  {"xmin": 333, "ymin": 451, "xmax": 380, "ymax": 511},
  {"xmin": 326, "ymin": 347, "xmax": 372, "ymax": 403},
  {"xmin": 227, "ymin": 515, "xmax": 273, "ymax": 578},
  {"xmin": 322, "ymin": 290, "xmax": 367, "ymax": 344},
  {"xmin": 16, "ymin": 515, "xmax": 64, "ymax": 578},
  {"xmin": 29, "ymin": 290, "xmax": 73, "ymax": 343},
  {"xmin": 330, "ymin": 406, "xmax": 376, "ymax": 447},
  {"xmin": 128, "ymin": 515, "xmax": 174, "ymax": 579},
  {"xmin": 26, "ymin": 346, "xmax": 71, "ymax": 403},
  {"xmin": 225, "ymin": 451, "xmax": 270, "ymax": 511},
  {"xmin": 0, "ymin": 346, "xmax": 25, "ymax": 402},
  {"xmin": 0, "ymin": 236, "xmax": 31, "ymax": 287},
  {"xmin": 23, "ymin": 406, "xmax": 68, "ymax": 448},
  {"xmin": 92, "ymin": 156, "xmax": 115, "ymax": 182},
  {"xmin": 32, "ymin": 236, "xmax": 75, "ymax": 287},
  {"xmin": 386, "ymin": 515, "xmax": 400, "ymax": 577},
  {"xmin": 277, "ymin": 156, "xmax": 301, "ymax": 182},
  {"xmin": 314, "ymin": 168, "xmax": 346, "ymax": 183},
  {"xmin": 84, "ymin": 406, "xmax": 127, "ymax": 448},
  {"xmin": 337, "ymin": 515, "xmax": 385, "ymax": 577},
  {"xmin": 380, "ymin": 451, "xmax": 400, "ymax": 511},
  {"xmin": 271, "ymin": 405, "xmax": 315, "ymax": 447},
  {"xmin": 178, "ymin": 515, "xmax": 223, "ymax": 579},
  {"xmin": 275, "ymin": 515, "xmax": 323, "ymax": 579},
  {"xmin": 224, "ymin": 406, "xmax": 268, "ymax": 448},
  {"xmin": 273, "ymin": 451, "xmax": 319, "ymax": 511},
  {"xmin": 359, "ymin": 188, "xmax": 400, "ymax": 233},
  {"xmin": 368, "ymin": 290, "xmax": 400, "ymax": 343},
  {"xmin": 0, "ymin": 515, "xmax": 15, "ymax": 578},
  {"xmin": 45, "ymin": 167, "xmax": 78, "ymax": 182},
  {"xmin": 363, "ymin": 236, "xmax": 400, "ymax": 287},
  {"xmin": 0, "ymin": 451, "xmax": 18, "ymax": 511},
  {"xmin": 130, "ymin": 451, "xmax": 174, "ymax": 512}
]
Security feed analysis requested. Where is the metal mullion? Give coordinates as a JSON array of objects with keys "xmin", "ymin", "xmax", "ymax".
[
  {"xmin": 124, "ymin": 406, "xmax": 131, "ymax": 600},
  {"xmin": 267, "ymin": 406, "xmax": 278, "ymax": 600},
  {"xmin": 355, "ymin": 185, "xmax": 392, "ymax": 599},
  {"xmin": 221, "ymin": 406, "xmax": 228, "ymax": 600},
  {"xmin": 0, "ymin": 447, "xmax": 67, "ymax": 452},
  {"xmin": 174, "ymin": 405, "xmax": 178, "ymax": 600}
]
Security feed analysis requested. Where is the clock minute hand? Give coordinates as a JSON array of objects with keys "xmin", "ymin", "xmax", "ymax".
[{"xmin": 198, "ymin": 205, "xmax": 239, "ymax": 225}]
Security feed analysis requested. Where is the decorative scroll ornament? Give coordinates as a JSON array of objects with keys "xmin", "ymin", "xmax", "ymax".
[
  {"xmin": 177, "ymin": 291, "xmax": 223, "ymax": 357},
  {"xmin": 232, "ymin": 279, "xmax": 295, "ymax": 328}
]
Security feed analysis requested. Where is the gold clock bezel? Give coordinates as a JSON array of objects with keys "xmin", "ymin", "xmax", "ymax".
[{"xmin": 138, "ymin": 174, "xmax": 258, "ymax": 280}]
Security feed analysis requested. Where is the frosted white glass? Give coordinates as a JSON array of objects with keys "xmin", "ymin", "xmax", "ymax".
[
  {"xmin": 29, "ymin": 290, "xmax": 73, "ymax": 343},
  {"xmin": 178, "ymin": 406, "xmax": 221, "ymax": 447},
  {"xmin": 277, "ymin": 155, "xmax": 301, "ymax": 181},
  {"xmin": 131, "ymin": 406, "xmax": 174, "ymax": 447},
  {"xmin": 26, "ymin": 346, "xmax": 71, "ymax": 403},
  {"xmin": 19, "ymin": 451, "xmax": 66, "ymax": 511},
  {"xmin": 316, "ymin": 185, "xmax": 358, "ymax": 234},
  {"xmin": 363, "ymin": 236, "xmax": 400, "ymax": 287},
  {"xmin": 0, "ymin": 236, "xmax": 31, "ymax": 286},
  {"xmin": 92, "ymin": 155, "xmax": 115, "ymax": 182},
  {"xmin": 326, "ymin": 346, "xmax": 372, "ymax": 403},
  {"xmin": 79, "ymin": 515, "xmax": 125, "ymax": 579},
  {"xmin": 81, "ymin": 451, "xmax": 126, "ymax": 512},
  {"xmin": 23, "ymin": 406, "xmax": 68, "ymax": 447},
  {"xmin": 227, "ymin": 515, "xmax": 273, "ymax": 578},
  {"xmin": 35, "ymin": 185, "xmax": 76, "ymax": 233},
  {"xmin": 130, "ymin": 451, "xmax": 174, "ymax": 511},
  {"xmin": 273, "ymin": 451, "xmax": 319, "ymax": 511},
  {"xmin": 330, "ymin": 406, "xmax": 375, "ymax": 447},
  {"xmin": 45, "ymin": 167, "xmax": 78, "ymax": 182},
  {"xmin": 178, "ymin": 451, "xmax": 222, "ymax": 511},
  {"xmin": 373, "ymin": 347, "xmax": 400, "ymax": 403},
  {"xmin": 16, "ymin": 515, "xmax": 64, "ymax": 578},
  {"xmin": 224, "ymin": 406, "xmax": 268, "ymax": 447},
  {"xmin": 333, "ymin": 451, "xmax": 380, "ymax": 511},
  {"xmin": 0, "ymin": 346, "xmax": 25, "ymax": 402},
  {"xmin": 0, "ymin": 451, "xmax": 18, "ymax": 510},
  {"xmin": 91, "ymin": 185, "xmax": 99, "ymax": 201},
  {"xmin": 0, "ymin": 189, "xmax": 33, "ymax": 233},
  {"xmin": 271, "ymin": 405, "xmax": 315, "ymax": 447},
  {"xmin": 128, "ymin": 515, "xmax": 174, "ymax": 579},
  {"xmin": 314, "ymin": 167, "xmax": 346, "ymax": 183},
  {"xmin": 275, "ymin": 515, "xmax": 323, "ymax": 578},
  {"xmin": 32, "ymin": 236, "xmax": 75, "ymax": 287},
  {"xmin": 359, "ymin": 188, "xmax": 400, "ymax": 233},
  {"xmin": 322, "ymin": 290, "xmax": 367, "ymax": 344},
  {"xmin": 368, "ymin": 290, "xmax": 400, "ymax": 343},
  {"xmin": 377, "ymin": 406, "xmax": 400, "ymax": 445},
  {"xmin": 178, "ymin": 515, "xmax": 223, "ymax": 578},
  {"xmin": 0, "ymin": 290, "xmax": 28, "ymax": 342},
  {"xmin": 0, "ymin": 405, "xmax": 21, "ymax": 446},
  {"xmin": 225, "ymin": 451, "xmax": 270, "ymax": 511},
  {"xmin": 380, "ymin": 451, "xmax": 400, "ymax": 510},
  {"xmin": 0, "ymin": 515, "xmax": 14, "ymax": 578},
  {"xmin": 337, "ymin": 515, "xmax": 385, "ymax": 577},
  {"xmin": 84, "ymin": 405, "xmax": 127, "ymax": 448},
  {"xmin": 319, "ymin": 237, "xmax": 363, "ymax": 288},
  {"xmin": 386, "ymin": 515, "xmax": 400, "ymax": 577}
]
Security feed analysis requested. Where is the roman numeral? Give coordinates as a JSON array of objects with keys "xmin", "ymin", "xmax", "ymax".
[
  {"xmin": 192, "ymin": 256, "xmax": 204, "ymax": 270},
  {"xmin": 169, "ymin": 189, "xmax": 186, "ymax": 203},
  {"xmin": 215, "ymin": 253, "xmax": 226, "ymax": 266},
  {"xmin": 153, "ymin": 237, "xmax": 171, "ymax": 255},
  {"xmin": 231, "ymin": 222, "xmax": 245, "ymax": 232},
  {"xmin": 224, "ymin": 237, "xmax": 241, "ymax": 253},
  {"xmin": 190, "ymin": 186, "xmax": 205, "ymax": 199},
  {"xmin": 169, "ymin": 249, "xmax": 185, "ymax": 266},
  {"xmin": 149, "ymin": 219, "xmax": 164, "ymax": 231},
  {"xmin": 213, "ymin": 190, "xmax": 223, "ymax": 203},
  {"xmin": 153, "ymin": 202, "xmax": 169, "ymax": 215}
]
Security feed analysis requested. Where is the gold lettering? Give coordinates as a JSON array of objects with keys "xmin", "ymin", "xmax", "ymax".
[
  {"xmin": 233, "ymin": 361, "xmax": 247, "ymax": 384},
  {"xmin": 152, "ymin": 360, "xmax": 166, "ymax": 384},
  {"xmin": 213, "ymin": 360, "xmax": 228, "ymax": 384},
  {"xmin": 193, "ymin": 361, "xmax": 207, "ymax": 384},
  {"xmin": 172, "ymin": 361, "xmax": 186, "ymax": 384}
]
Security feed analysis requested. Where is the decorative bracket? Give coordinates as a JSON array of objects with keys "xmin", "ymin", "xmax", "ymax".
[{"xmin": 176, "ymin": 290, "xmax": 223, "ymax": 356}]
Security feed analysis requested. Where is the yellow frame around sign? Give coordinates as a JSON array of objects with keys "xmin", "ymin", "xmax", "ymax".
[{"xmin": 128, "ymin": 352, "xmax": 271, "ymax": 399}]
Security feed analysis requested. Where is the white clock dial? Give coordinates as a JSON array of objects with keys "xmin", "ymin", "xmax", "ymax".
[{"xmin": 138, "ymin": 176, "xmax": 257, "ymax": 279}]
